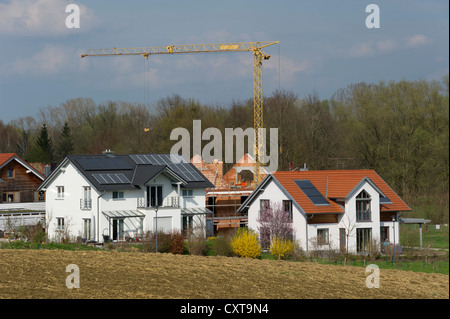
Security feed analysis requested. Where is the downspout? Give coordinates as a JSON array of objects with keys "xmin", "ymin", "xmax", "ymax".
[
  {"xmin": 306, "ymin": 214, "xmax": 314, "ymax": 252},
  {"xmin": 97, "ymin": 190, "xmax": 106, "ymax": 243}
]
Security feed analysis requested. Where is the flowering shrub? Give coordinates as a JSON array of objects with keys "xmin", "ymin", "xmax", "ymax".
[
  {"xmin": 231, "ymin": 228, "xmax": 261, "ymax": 259},
  {"xmin": 270, "ymin": 237, "xmax": 295, "ymax": 260}
]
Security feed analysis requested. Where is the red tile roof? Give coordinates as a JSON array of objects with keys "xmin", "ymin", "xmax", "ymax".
[
  {"xmin": 0, "ymin": 153, "xmax": 15, "ymax": 166},
  {"xmin": 273, "ymin": 170, "xmax": 410, "ymax": 214}
]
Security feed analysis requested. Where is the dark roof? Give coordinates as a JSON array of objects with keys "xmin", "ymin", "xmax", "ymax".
[{"xmin": 66, "ymin": 154, "xmax": 213, "ymax": 191}]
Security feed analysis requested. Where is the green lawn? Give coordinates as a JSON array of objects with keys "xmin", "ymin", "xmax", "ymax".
[
  {"xmin": 328, "ymin": 257, "xmax": 449, "ymax": 275},
  {"xmin": 400, "ymin": 224, "xmax": 449, "ymax": 250}
]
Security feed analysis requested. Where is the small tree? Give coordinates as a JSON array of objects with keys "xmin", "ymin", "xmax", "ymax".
[
  {"xmin": 231, "ymin": 228, "xmax": 261, "ymax": 258},
  {"xmin": 257, "ymin": 202, "xmax": 293, "ymax": 248}
]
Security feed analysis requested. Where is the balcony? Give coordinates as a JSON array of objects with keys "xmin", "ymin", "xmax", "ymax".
[
  {"xmin": 137, "ymin": 196, "xmax": 180, "ymax": 209},
  {"xmin": 80, "ymin": 198, "xmax": 92, "ymax": 210}
]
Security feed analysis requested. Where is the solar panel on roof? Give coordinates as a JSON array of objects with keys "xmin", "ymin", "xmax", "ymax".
[
  {"xmin": 129, "ymin": 154, "xmax": 202, "ymax": 181},
  {"xmin": 77, "ymin": 157, "xmax": 132, "ymax": 171},
  {"xmin": 294, "ymin": 179, "xmax": 330, "ymax": 206},
  {"xmin": 92, "ymin": 173, "xmax": 131, "ymax": 184},
  {"xmin": 167, "ymin": 163, "xmax": 205, "ymax": 182},
  {"xmin": 130, "ymin": 154, "xmax": 187, "ymax": 165}
]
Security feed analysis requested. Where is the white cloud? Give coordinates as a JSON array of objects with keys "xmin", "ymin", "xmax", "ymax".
[
  {"xmin": 347, "ymin": 42, "xmax": 375, "ymax": 58},
  {"xmin": 404, "ymin": 34, "xmax": 434, "ymax": 48},
  {"xmin": 345, "ymin": 34, "xmax": 432, "ymax": 58},
  {"xmin": 1, "ymin": 43, "xmax": 80, "ymax": 76},
  {"xmin": 376, "ymin": 39, "xmax": 399, "ymax": 53},
  {"xmin": 0, "ymin": 0, "xmax": 97, "ymax": 36}
]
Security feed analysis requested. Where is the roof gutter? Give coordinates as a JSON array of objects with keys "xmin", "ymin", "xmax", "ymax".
[{"xmin": 305, "ymin": 214, "xmax": 314, "ymax": 252}]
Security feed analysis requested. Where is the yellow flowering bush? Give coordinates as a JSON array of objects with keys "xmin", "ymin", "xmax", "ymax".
[
  {"xmin": 270, "ymin": 237, "xmax": 295, "ymax": 260},
  {"xmin": 231, "ymin": 228, "xmax": 261, "ymax": 259}
]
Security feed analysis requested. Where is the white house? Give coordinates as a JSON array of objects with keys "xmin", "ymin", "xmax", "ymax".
[
  {"xmin": 37, "ymin": 152, "xmax": 213, "ymax": 243},
  {"xmin": 237, "ymin": 169, "xmax": 411, "ymax": 254}
]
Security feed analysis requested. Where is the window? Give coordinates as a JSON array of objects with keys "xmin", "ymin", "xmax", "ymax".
[
  {"xmin": 7, "ymin": 169, "xmax": 14, "ymax": 178},
  {"xmin": 3, "ymin": 191, "xmax": 19, "ymax": 203},
  {"xmin": 57, "ymin": 186, "xmax": 64, "ymax": 199},
  {"xmin": 83, "ymin": 219, "xmax": 91, "ymax": 240},
  {"xmin": 182, "ymin": 189, "xmax": 193, "ymax": 197},
  {"xmin": 380, "ymin": 226, "xmax": 389, "ymax": 243},
  {"xmin": 317, "ymin": 228, "xmax": 329, "ymax": 245},
  {"xmin": 260, "ymin": 199, "xmax": 270, "ymax": 211},
  {"xmin": 147, "ymin": 185, "xmax": 162, "ymax": 207},
  {"xmin": 82, "ymin": 187, "xmax": 92, "ymax": 209},
  {"xmin": 57, "ymin": 218, "xmax": 65, "ymax": 230},
  {"xmin": 112, "ymin": 191, "xmax": 124, "ymax": 200},
  {"xmin": 356, "ymin": 190, "xmax": 371, "ymax": 221},
  {"xmin": 182, "ymin": 215, "xmax": 193, "ymax": 237},
  {"xmin": 357, "ymin": 228, "xmax": 372, "ymax": 252},
  {"xmin": 283, "ymin": 200, "xmax": 293, "ymax": 221}
]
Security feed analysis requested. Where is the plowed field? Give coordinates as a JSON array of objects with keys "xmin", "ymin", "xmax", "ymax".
[{"xmin": 0, "ymin": 250, "xmax": 448, "ymax": 299}]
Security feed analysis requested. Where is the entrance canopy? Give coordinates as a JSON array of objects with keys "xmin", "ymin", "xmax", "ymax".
[
  {"xmin": 181, "ymin": 208, "xmax": 212, "ymax": 215},
  {"xmin": 102, "ymin": 210, "xmax": 145, "ymax": 219}
]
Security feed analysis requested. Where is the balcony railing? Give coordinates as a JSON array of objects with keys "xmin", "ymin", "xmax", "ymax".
[
  {"xmin": 80, "ymin": 198, "xmax": 92, "ymax": 210},
  {"xmin": 137, "ymin": 196, "xmax": 179, "ymax": 209}
]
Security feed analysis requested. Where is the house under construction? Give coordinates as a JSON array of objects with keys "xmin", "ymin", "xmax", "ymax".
[{"xmin": 191, "ymin": 154, "xmax": 268, "ymax": 236}]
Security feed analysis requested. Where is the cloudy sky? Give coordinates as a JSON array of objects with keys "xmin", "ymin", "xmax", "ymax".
[{"xmin": 0, "ymin": 0, "xmax": 448, "ymax": 123}]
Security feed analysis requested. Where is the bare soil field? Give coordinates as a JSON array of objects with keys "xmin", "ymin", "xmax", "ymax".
[{"xmin": 0, "ymin": 250, "xmax": 448, "ymax": 299}]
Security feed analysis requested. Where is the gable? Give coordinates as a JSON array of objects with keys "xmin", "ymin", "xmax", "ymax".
[{"xmin": 0, "ymin": 153, "xmax": 45, "ymax": 181}]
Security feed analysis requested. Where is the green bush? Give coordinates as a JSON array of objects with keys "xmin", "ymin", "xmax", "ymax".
[{"xmin": 210, "ymin": 235, "xmax": 234, "ymax": 257}]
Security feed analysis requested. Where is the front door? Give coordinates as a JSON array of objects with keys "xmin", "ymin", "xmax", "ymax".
[
  {"xmin": 357, "ymin": 228, "xmax": 372, "ymax": 253},
  {"xmin": 112, "ymin": 219, "xmax": 124, "ymax": 241}
]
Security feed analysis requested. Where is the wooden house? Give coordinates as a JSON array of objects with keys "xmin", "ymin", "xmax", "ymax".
[{"xmin": 0, "ymin": 153, "xmax": 45, "ymax": 203}]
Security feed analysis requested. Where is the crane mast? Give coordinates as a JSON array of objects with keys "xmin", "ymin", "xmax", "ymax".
[{"xmin": 81, "ymin": 41, "xmax": 279, "ymax": 184}]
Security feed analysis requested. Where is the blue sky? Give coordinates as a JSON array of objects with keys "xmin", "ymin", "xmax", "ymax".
[{"xmin": 0, "ymin": 0, "xmax": 448, "ymax": 123}]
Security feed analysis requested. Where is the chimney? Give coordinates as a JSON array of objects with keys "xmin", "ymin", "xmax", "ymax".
[
  {"xmin": 102, "ymin": 149, "xmax": 115, "ymax": 157},
  {"xmin": 300, "ymin": 163, "xmax": 308, "ymax": 171},
  {"xmin": 44, "ymin": 164, "xmax": 51, "ymax": 177}
]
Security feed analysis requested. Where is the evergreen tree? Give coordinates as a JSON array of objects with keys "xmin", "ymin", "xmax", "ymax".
[
  {"xmin": 34, "ymin": 123, "xmax": 54, "ymax": 163},
  {"xmin": 56, "ymin": 121, "xmax": 74, "ymax": 162}
]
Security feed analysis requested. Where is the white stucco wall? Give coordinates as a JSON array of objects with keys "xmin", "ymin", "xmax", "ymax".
[
  {"xmin": 44, "ymin": 161, "xmax": 100, "ymax": 241},
  {"xmin": 247, "ymin": 179, "xmax": 307, "ymax": 248}
]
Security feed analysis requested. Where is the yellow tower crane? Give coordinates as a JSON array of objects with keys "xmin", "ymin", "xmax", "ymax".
[{"xmin": 81, "ymin": 41, "xmax": 279, "ymax": 184}]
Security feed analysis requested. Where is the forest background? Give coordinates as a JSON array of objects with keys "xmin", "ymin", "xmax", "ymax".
[{"xmin": 1, "ymin": 76, "xmax": 448, "ymax": 223}]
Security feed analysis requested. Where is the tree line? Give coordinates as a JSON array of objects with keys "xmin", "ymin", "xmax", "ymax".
[{"xmin": 0, "ymin": 76, "xmax": 448, "ymax": 221}]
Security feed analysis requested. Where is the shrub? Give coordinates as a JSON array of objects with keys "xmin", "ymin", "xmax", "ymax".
[
  {"xmin": 169, "ymin": 232, "xmax": 187, "ymax": 254},
  {"xmin": 231, "ymin": 228, "xmax": 261, "ymax": 259},
  {"xmin": 142, "ymin": 231, "xmax": 171, "ymax": 253},
  {"xmin": 187, "ymin": 236, "xmax": 207, "ymax": 256},
  {"xmin": 210, "ymin": 235, "xmax": 233, "ymax": 257},
  {"xmin": 270, "ymin": 237, "xmax": 295, "ymax": 260}
]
